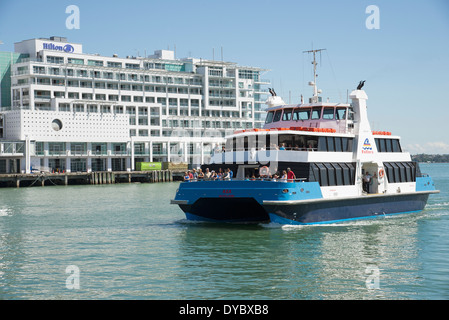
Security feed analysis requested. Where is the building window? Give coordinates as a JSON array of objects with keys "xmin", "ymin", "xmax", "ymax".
[
  {"xmin": 47, "ymin": 56, "xmax": 64, "ymax": 64},
  {"xmin": 107, "ymin": 61, "xmax": 122, "ymax": 68},
  {"xmin": 71, "ymin": 158, "xmax": 87, "ymax": 172},
  {"xmin": 88, "ymin": 60, "xmax": 103, "ymax": 66},
  {"xmin": 91, "ymin": 143, "xmax": 107, "ymax": 155},
  {"xmin": 101, "ymin": 105, "xmax": 111, "ymax": 113},
  {"xmin": 74, "ymin": 104, "xmax": 84, "ymax": 112},
  {"xmin": 59, "ymin": 103, "xmax": 70, "ymax": 112},
  {"xmin": 71, "ymin": 143, "xmax": 87, "ymax": 155},
  {"xmin": 88, "ymin": 105, "xmax": 98, "ymax": 113},
  {"xmin": 68, "ymin": 58, "xmax": 84, "ymax": 65}
]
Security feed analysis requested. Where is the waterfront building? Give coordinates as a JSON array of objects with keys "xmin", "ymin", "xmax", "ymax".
[{"xmin": 0, "ymin": 37, "xmax": 269, "ymax": 173}]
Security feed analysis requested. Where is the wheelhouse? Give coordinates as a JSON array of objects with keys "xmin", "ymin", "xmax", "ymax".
[{"xmin": 265, "ymin": 105, "xmax": 353, "ymax": 124}]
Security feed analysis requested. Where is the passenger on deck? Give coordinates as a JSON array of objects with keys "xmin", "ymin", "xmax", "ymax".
[
  {"xmin": 228, "ymin": 168, "xmax": 233, "ymax": 180},
  {"xmin": 205, "ymin": 168, "xmax": 211, "ymax": 180},
  {"xmin": 287, "ymin": 168, "xmax": 296, "ymax": 182},
  {"xmin": 192, "ymin": 168, "xmax": 198, "ymax": 181},
  {"xmin": 279, "ymin": 144, "xmax": 286, "ymax": 150},
  {"xmin": 197, "ymin": 169, "xmax": 204, "ymax": 180},
  {"xmin": 183, "ymin": 172, "xmax": 190, "ymax": 181},
  {"xmin": 363, "ymin": 172, "xmax": 372, "ymax": 193},
  {"xmin": 217, "ymin": 168, "xmax": 223, "ymax": 180},
  {"xmin": 280, "ymin": 170, "xmax": 287, "ymax": 181}
]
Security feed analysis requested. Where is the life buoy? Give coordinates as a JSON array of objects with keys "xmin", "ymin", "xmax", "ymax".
[
  {"xmin": 259, "ymin": 166, "xmax": 269, "ymax": 176},
  {"xmin": 378, "ymin": 168, "xmax": 385, "ymax": 179}
]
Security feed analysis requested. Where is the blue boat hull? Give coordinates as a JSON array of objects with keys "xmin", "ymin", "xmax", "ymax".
[{"xmin": 172, "ymin": 177, "xmax": 438, "ymax": 224}]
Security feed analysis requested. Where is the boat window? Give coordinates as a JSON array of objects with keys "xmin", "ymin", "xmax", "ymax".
[
  {"xmin": 391, "ymin": 162, "xmax": 400, "ymax": 182},
  {"xmin": 341, "ymin": 138, "xmax": 348, "ymax": 151},
  {"xmin": 348, "ymin": 107, "xmax": 354, "ymax": 120},
  {"xmin": 327, "ymin": 137, "xmax": 335, "ymax": 152},
  {"xmin": 322, "ymin": 107, "xmax": 334, "ymax": 120},
  {"xmin": 383, "ymin": 162, "xmax": 417, "ymax": 183},
  {"xmin": 385, "ymin": 139, "xmax": 393, "ymax": 152},
  {"xmin": 375, "ymin": 138, "xmax": 402, "ymax": 153},
  {"xmin": 333, "ymin": 163, "xmax": 344, "ymax": 186},
  {"xmin": 316, "ymin": 163, "xmax": 328, "ymax": 186},
  {"xmin": 384, "ymin": 162, "xmax": 393, "ymax": 183},
  {"xmin": 235, "ymin": 136, "xmax": 244, "ymax": 151},
  {"xmin": 311, "ymin": 107, "xmax": 322, "ymax": 120},
  {"xmin": 279, "ymin": 134, "xmax": 293, "ymax": 149},
  {"xmin": 404, "ymin": 162, "xmax": 413, "ymax": 182},
  {"xmin": 392, "ymin": 139, "xmax": 402, "ymax": 152},
  {"xmin": 309, "ymin": 162, "xmax": 356, "ymax": 186},
  {"xmin": 325, "ymin": 163, "xmax": 336, "ymax": 186},
  {"xmin": 306, "ymin": 136, "xmax": 318, "ymax": 150},
  {"xmin": 318, "ymin": 137, "xmax": 327, "ymax": 151},
  {"xmin": 265, "ymin": 111, "xmax": 274, "ymax": 124},
  {"xmin": 341, "ymin": 163, "xmax": 351, "ymax": 185},
  {"xmin": 336, "ymin": 107, "xmax": 347, "ymax": 120},
  {"xmin": 294, "ymin": 135, "xmax": 307, "ymax": 150},
  {"xmin": 293, "ymin": 108, "xmax": 311, "ymax": 120},
  {"xmin": 273, "ymin": 110, "xmax": 282, "ymax": 122},
  {"xmin": 379, "ymin": 139, "xmax": 386, "ymax": 152},
  {"xmin": 397, "ymin": 163, "xmax": 407, "ymax": 182},
  {"xmin": 282, "ymin": 109, "xmax": 293, "ymax": 121},
  {"xmin": 311, "ymin": 164, "xmax": 320, "ymax": 182},
  {"xmin": 348, "ymin": 163, "xmax": 356, "ymax": 184},
  {"xmin": 335, "ymin": 137, "xmax": 342, "ymax": 152}
]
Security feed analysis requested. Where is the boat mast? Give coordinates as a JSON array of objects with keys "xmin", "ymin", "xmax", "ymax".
[{"xmin": 303, "ymin": 48, "xmax": 326, "ymax": 103}]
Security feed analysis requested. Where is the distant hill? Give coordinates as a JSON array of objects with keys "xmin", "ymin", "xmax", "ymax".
[{"xmin": 411, "ymin": 154, "xmax": 449, "ymax": 163}]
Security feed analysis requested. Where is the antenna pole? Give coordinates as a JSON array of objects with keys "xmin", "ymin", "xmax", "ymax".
[{"xmin": 303, "ymin": 48, "xmax": 326, "ymax": 102}]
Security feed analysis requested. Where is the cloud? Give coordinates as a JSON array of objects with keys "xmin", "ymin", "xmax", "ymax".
[{"xmin": 404, "ymin": 142, "xmax": 449, "ymax": 154}]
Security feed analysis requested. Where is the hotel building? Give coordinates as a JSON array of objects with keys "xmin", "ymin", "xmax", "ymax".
[{"xmin": 0, "ymin": 36, "xmax": 269, "ymax": 173}]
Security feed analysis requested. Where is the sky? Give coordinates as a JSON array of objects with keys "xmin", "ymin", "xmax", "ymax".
[{"xmin": 0, "ymin": 0, "xmax": 448, "ymax": 154}]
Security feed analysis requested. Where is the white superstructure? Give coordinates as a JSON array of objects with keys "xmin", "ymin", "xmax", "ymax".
[{"xmin": 0, "ymin": 36, "xmax": 269, "ymax": 173}]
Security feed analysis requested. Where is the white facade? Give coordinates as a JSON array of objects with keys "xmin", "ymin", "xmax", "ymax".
[{"xmin": 0, "ymin": 37, "xmax": 269, "ymax": 173}]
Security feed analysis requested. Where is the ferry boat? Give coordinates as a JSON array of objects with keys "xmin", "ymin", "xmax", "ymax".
[{"xmin": 171, "ymin": 49, "xmax": 439, "ymax": 225}]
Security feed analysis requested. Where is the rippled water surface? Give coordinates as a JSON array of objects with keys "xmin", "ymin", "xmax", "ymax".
[{"xmin": 0, "ymin": 163, "xmax": 448, "ymax": 299}]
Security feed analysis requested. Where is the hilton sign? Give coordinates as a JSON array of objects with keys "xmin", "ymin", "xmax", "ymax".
[{"xmin": 43, "ymin": 43, "xmax": 75, "ymax": 53}]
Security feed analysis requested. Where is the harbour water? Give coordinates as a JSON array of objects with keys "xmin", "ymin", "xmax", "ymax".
[{"xmin": 0, "ymin": 163, "xmax": 448, "ymax": 300}]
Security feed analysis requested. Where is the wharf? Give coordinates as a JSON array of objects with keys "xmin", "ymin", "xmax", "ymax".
[{"xmin": 0, "ymin": 170, "xmax": 184, "ymax": 188}]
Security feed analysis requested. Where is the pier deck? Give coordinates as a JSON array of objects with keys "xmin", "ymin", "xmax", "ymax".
[{"xmin": 0, "ymin": 170, "xmax": 184, "ymax": 188}]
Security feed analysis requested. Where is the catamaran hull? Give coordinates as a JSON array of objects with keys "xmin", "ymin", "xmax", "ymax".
[
  {"xmin": 264, "ymin": 192, "xmax": 431, "ymax": 225},
  {"xmin": 178, "ymin": 197, "xmax": 270, "ymax": 223},
  {"xmin": 175, "ymin": 192, "xmax": 434, "ymax": 225}
]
